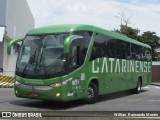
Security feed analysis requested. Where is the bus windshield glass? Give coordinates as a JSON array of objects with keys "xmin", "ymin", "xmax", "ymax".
[{"xmin": 16, "ymin": 34, "xmax": 69, "ymax": 78}]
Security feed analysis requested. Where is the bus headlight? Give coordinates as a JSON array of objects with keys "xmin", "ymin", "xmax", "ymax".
[
  {"xmin": 62, "ymin": 79, "xmax": 70, "ymax": 85},
  {"xmin": 50, "ymin": 78, "xmax": 72, "ymax": 88},
  {"xmin": 62, "ymin": 78, "xmax": 72, "ymax": 85},
  {"xmin": 50, "ymin": 83, "xmax": 62, "ymax": 88},
  {"xmin": 54, "ymin": 83, "xmax": 61, "ymax": 87}
]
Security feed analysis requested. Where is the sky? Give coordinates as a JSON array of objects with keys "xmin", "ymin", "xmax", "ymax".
[{"xmin": 26, "ymin": 0, "xmax": 160, "ymax": 36}]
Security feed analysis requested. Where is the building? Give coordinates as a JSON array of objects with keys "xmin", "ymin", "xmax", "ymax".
[{"xmin": 0, "ymin": 0, "xmax": 35, "ymax": 76}]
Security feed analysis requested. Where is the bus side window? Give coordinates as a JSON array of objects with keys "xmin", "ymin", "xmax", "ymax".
[
  {"xmin": 131, "ymin": 44, "xmax": 140, "ymax": 60},
  {"xmin": 90, "ymin": 34, "xmax": 106, "ymax": 61},
  {"xmin": 137, "ymin": 46, "xmax": 141, "ymax": 60},
  {"xmin": 70, "ymin": 45, "xmax": 80, "ymax": 67},
  {"xmin": 126, "ymin": 43, "xmax": 131, "ymax": 59},
  {"xmin": 145, "ymin": 48, "xmax": 152, "ymax": 61},
  {"xmin": 141, "ymin": 47, "xmax": 146, "ymax": 60},
  {"xmin": 116, "ymin": 40, "xmax": 127, "ymax": 59},
  {"xmin": 113, "ymin": 39, "xmax": 130, "ymax": 59},
  {"xmin": 107, "ymin": 39, "xmax": 116, "ymax": 58},
  {"xmin": 74, "ymin": 31, "xmax": 92, "ymax": 64}
]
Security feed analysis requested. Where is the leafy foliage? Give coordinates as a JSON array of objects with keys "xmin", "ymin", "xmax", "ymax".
[
  {"xmin": 115, "ymin": 25, "xmax": 160, "ymax": 60},
  {"xmin": 139, "ymin": 31, "xmax": 160, "ymax": 60},
  {"xmin": 115, "ymin": 25, "xmax": 140, "ymax": 40}
]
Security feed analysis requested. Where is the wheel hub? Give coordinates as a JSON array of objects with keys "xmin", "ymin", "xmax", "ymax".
[{"xmin": 87, "ymin": 87, "xmax": 94, "ymax": 99}]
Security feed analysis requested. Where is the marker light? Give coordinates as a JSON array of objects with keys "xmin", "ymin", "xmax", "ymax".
[{"xmin": 15, "ymin": 81, "xmax": 21, "ymax": 85}]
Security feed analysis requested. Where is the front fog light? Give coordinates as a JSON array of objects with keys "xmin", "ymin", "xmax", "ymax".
[
  {"xmin": 15, "ymin": 90, "xmax": 18, "ymax": 94},
  {"xmin": 56, "ymin": 93, "xmax": 61, "ymax": 97}
]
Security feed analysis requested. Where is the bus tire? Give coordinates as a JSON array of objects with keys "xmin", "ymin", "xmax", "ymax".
[
  {"xmin": 83, "ymin": 82, "xmax": 98, "ymax": 104},
  {"xmin": 134, "ymin": 79, "xmax": 142, "ymax": 94}
]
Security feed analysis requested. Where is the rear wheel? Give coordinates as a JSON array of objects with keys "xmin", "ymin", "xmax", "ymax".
[
  {"xmin": 134, "ymin": 79, "xmax": 142, "ymax": 94},
  {"xmin": 84, "ymin": 82, "xmax": 98, "ymax": 104}
]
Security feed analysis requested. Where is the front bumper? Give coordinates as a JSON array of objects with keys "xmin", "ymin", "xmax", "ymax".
[{"xmin": 14, "ymin": 84, "xmax": 85, "ymax": 102}]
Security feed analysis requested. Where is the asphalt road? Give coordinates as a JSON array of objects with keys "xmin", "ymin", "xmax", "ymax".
[{"xmin": 0, "ymin": 85, "xmax": 160, "ymax": 111}]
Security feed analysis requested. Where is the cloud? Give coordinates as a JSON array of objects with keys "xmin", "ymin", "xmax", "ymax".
[
  {"xmin": 27, "ymin": 0, "xmax": 160, "ymax": 36},
  {"xmin": 153, "ymin": 11, "xmax": 160, "ymax": 14},
  {"xmin": 114, "ymin": 0, "xmax": 160, "ymax": 5}
]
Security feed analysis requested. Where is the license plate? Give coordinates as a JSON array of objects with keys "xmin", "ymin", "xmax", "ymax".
[{"xmin": 29, "ymin": 93, "xmax": 39, "ymax": 97}]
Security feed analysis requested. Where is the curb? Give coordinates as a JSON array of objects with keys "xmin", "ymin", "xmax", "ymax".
[
  {"xmin": 150, "ymin": 83, "xmax": 160, "ymax": 87},
  {"xmin": 0, "ymin": 76, "xmax": 14, "ymax": 88}
]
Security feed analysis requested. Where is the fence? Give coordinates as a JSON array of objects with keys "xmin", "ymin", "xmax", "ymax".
[
  {"xmin": 0, "ymin": 76, "xmax": 14, "ymax": 88},
  {"xmin": 152, "ymin": 62, "xmax": 160, "ymax": 82}
]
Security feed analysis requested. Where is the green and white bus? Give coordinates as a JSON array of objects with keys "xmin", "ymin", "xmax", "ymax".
[{"xmin": 8, "ymin": 24, "xmax": 152, "ymax": 103}]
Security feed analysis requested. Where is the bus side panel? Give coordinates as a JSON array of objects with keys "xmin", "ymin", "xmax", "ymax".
[
  {"xmin": 87, "ymin": 58, "xmax": 152, "ymax": 96},
  {"xmin": 61, "ymin": 69, "xmax": 87, "ymax": 101}
]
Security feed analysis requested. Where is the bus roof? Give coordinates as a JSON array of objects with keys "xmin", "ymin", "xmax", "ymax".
[{"xmin": 27, "ymin": 24, "xmax": 151, "ymax": 48}]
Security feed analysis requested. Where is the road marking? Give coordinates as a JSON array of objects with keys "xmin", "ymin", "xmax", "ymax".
[
  {"xmin": 142, "ymin": 86, "xmax": 150, "ymax": 89},
  {"xmin": 152, "ymin": 86, "xmax": 160, "ymax": 89}
]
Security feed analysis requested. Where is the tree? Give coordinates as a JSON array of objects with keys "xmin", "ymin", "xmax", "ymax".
[
  {"xmin": 139, "ymin": 31, "xmax": 160, "ymax": 61},
  {"xmin": 116, "ymin": 11, "xmax": 132, "ymax": 26},
  {"xmin": 115, "ymin": 25, "xmax": 140, "ymax": 40},
  {"xmin": 115, "ymin": 10, "xmax": 139, "ymax": 39},
  {"xmin": 115, "ymin": 11, "xmax": 160, "ymax": 60},
  {"xmin": 115, "ymin": 25, "xmax": 160, "ymax": 60}
]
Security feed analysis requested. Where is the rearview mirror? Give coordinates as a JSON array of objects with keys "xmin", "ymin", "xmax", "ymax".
[
  {"xmin": 7, "ymin": 38, "xmax": 23, "ymax": 55},
  {"xmin": 64, "ymin": 35, "xmax": 83, "ymax": 54}
]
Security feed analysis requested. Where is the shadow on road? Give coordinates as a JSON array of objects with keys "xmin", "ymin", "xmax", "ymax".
[
  {"xmin": 97, "ymin": 89, "xmax": 148, "ymax": 103},
  {"xmin": 10, "ymin": 99, "xmax": 84, "ymax": 110},
  {"xmin": 10, "ymin": 89, "xmax": 148, "ymax": 110}
]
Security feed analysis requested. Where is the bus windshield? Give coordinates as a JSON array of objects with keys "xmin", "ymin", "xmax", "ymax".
[{"xmin": 16, "ymin": 34, "xmax": 69, "ymax": 78}]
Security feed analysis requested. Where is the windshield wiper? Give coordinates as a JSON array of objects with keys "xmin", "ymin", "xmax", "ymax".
[
  {"xmin": 34, "ymin": 37, "xmax": 47, "ymax": 74},
  {"xmin": 21, "ymin": 48, "xmax": 37, "ymax": 75}
]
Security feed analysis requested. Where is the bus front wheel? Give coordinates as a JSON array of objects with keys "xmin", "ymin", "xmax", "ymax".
[{"xmin": 84, "ymin": 82, "xmax": 98, "ymax": 104}]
